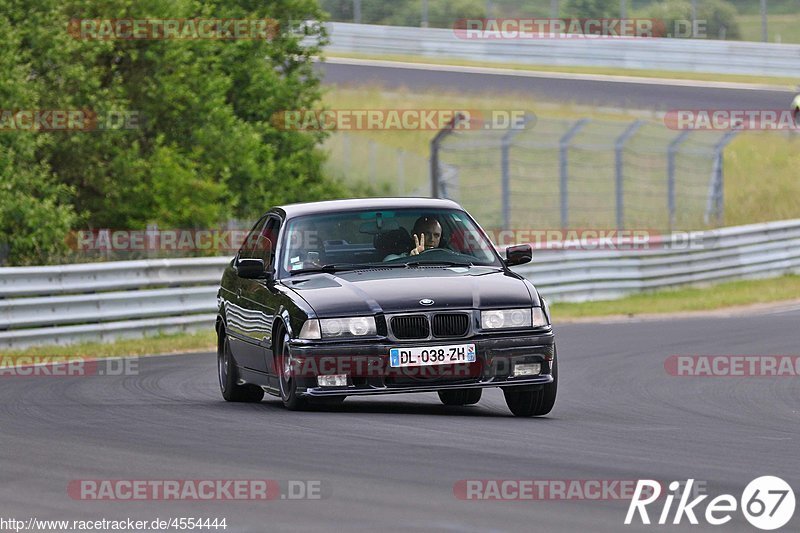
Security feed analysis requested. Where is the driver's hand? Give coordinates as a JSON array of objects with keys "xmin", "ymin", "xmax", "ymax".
[{"xmin": 409, "ymin": 233, "xmax": 425, "ymax": 256}]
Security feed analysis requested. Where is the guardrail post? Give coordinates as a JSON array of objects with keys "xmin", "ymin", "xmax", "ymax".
[
  {"xmin": 430, "ymin": 112, "xmax": 465, "ymax": 198},
  {"xmin": 667, "ymin": 130, "xmax": 691, "ymax": 231},
  {"xmin": 614, "ymin": 120, "xmax": 644, "ymax": 230},
  {"xmin": 500, "ymin": 114, "xmax": 533, "ymax": 231},
  {"xmin": 705, "ymin": 130, "xmax": 739, "ymax": 225},
  {"xmin": 559, "ymin": 119, "xmax": 589, "ymax": 229}
]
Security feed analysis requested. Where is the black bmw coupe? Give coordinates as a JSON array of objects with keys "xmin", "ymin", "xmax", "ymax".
[{"xmin": 216, "ymin": 198, "xmax": 557, "ymax": 416}]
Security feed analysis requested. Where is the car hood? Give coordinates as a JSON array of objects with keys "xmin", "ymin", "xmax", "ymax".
[{"xmin": 283, "ymin": 266, "xmax": 538, "ymax": 317}]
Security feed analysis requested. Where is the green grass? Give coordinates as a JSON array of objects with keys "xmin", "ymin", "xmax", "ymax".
[
  {"xmin": 552, "ymin": 274, "xmax": 800, "ymax": 320},
  {"xmin": 725, "ymin": 133, "xmax": 800, "ymax": 224},
  {"xmin": 738, "ymin": 14, "xmax": 800, "ymax": 44},
  {"xmin": 1, "ymin": 330, "xmax": 216, "ymax": 364},
  {"xmin": 325, "ymin": 51, "xmax": 799, "ymax": 88}
]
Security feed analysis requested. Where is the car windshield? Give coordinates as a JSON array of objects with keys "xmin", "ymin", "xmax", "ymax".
[{"xmin": 280, "ymin": 208, "xmax": 502, "ymax": 275}]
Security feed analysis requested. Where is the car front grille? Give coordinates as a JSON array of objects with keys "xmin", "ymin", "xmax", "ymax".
[
  {"xmin": 431, "ymin": 313, "xmax": 470, "ymax": 337},
  {"xmin": 391, "ymin": 315, "xmax": 430, "ymax": 339},
  {"xmin": 391, "ymin": 313, "xmax": 470, "ymax": 339}
]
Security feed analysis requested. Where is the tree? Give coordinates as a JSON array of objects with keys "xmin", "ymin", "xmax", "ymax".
[
  {"xmin": 0, "ymin": 7, "xmax": 78, "ymax": 265},
  {"xmin": 0, "ymin": 0, "xmax": 346, "ymax": 264}
]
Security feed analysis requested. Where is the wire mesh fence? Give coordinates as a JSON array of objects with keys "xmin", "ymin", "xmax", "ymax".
[
  {"xmin": 322, "ymin": 133, "xmax": 430, "ymax": 197},
  {"xmin": 432, "ymin": 116, "xmax": 739, "ymax": 234}
]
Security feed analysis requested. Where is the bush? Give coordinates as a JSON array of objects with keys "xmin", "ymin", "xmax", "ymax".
[{"xmin": 564, "ymin": 0, "xmax": 616, "ymax": 19}]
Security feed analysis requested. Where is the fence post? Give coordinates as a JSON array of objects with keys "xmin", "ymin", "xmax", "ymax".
[
  {"xmin": 343, "ymin": 133, "xmax": 351, "ymax": 175},
  {"xmin": 500, "ymin": 114, "xmax": 533, "ymax": 231},
  {"xmin": 368, "ymin": 140, "xmax": 377, "ymax": 188},
  {"xmin": 559, "ymin": 119, "xmax": 589, "ymax": 229},
  {"xmin": 145, "ymin": 224, "xmax": 158, "ymax": 260},
  {"xmin": 705, "ymin": 130, "xmax": 739, "ymax": 225},
  {"xmin": 397, "ymin": 148, "xmax": 405, "ymax": 195},
  {"xmin": 667, "ymin": 130, "xmax": 691, "ymax": 231},
  {"xmin": 430, "ymin": 112, "xmax": 465, "ymax": 198},
  {"xmin": 614, "ymin": 120, "xmax": 644, "ymax": 230}
]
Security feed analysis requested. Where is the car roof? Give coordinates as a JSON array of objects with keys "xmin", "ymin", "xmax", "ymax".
[{"xmin": 270, "ymin": 197, "xmax": 464, "ymax": 219}]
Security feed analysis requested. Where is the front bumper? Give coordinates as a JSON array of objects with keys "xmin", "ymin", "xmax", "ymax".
[{"xmin": 287, "ymin": 331, "xmax": 555, "ymax": 397}]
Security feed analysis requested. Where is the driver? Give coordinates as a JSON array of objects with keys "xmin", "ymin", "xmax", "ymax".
[
  {"xmin": 409, "ymin": 216, "xmax": 441, "ymax": 256},
  {"xmin": 383, "ymin": 216, "xmax": 442, "ymax": 261}
]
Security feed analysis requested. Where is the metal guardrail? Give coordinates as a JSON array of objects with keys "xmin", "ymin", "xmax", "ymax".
[
  {"xmin": 0, "ymin": 258, "xmax": 230, "ymax": 349},
  {"xmin": 325, "ymin": 22, "xmax": 800, "ymax": 78},
  {"xmin": 1, "ymin": 220, "xmax": 799, "ymax": 348},
  {"xmin": 514, "ymin": 219, "xmax": 800, "ymax": 301},
  {"xmin": 0, "ymin": 257, "xmax": 230, "ymax": 297}
]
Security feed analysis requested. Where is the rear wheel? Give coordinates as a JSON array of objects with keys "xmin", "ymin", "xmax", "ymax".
[
  {"xmin": 503, "ymin": 353, "xmax": 558, "ymax": 417},
  {"xmin": 438, "ymin": 388, "xmax": 482, "ymax": 406},
  {"xmin": 218, "ymin": 334, "xmax": 264, "ymax": 403}
]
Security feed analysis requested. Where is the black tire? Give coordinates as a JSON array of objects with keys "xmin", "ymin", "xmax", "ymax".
[
  {"xmin": 276, "ymin": 330, "xmax": 308, "ymax": 411},
  {"xmin": 437, "ymin": 388, "xmax": 482, "ymax": 406},
  {"xmin": 503, "ymin": 353, "xmax": 558, "ymax": 417},
  {"xmin": 218, "ymin": 334, "xmax": 264, "ymax": 403}
]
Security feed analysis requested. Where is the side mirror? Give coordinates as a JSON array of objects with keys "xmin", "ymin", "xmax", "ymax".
[
  {"xmin": 504, "ymin": 244, "xmax": 532, "ymax": 267},
  {"xmin": 236, "ymin": 258, "xmax": 268, "ymax": 279}
]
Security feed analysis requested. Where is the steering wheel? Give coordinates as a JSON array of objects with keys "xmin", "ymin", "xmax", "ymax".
[{"xmin": 412, "ymin": 247, "xmax": 463, "ymax": 258}]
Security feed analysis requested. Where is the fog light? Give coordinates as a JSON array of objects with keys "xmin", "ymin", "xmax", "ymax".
[
  {"xmin": 513, "ymin": 363, "xmax": 541, "ymax": 377},
  {"xmin": 317, "ymin": 374, "xmax": 348, "ymax": 387}
]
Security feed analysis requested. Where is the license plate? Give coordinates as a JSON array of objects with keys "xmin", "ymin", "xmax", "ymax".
[{"xmin": 389, "ymin": 344, "xmax": 476, "ymax": 368}]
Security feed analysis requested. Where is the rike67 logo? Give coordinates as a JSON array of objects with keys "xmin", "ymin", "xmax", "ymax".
[{"xmin": 625, "ymin": 477, "xmax": 795, "ymax": 530}]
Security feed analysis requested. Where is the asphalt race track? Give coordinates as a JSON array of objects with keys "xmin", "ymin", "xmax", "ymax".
[
  {"xmin": 1, "ymin": 308, "xmax": 798, "ymax": 532},
  {"xmin": 317, "ymin": 60, "xmax": 796, "ymax": 111}
]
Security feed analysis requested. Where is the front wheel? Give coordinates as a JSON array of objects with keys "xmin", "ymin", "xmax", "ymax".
[
  {"xmin": 503, "ymin": 354, "xmax": 558, "ymax": 417},
  {"xmin": 276, "ymin": 331, "xmax": 307, "ymax": 411}
]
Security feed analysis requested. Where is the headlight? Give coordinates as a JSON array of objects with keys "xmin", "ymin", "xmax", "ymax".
[
  {"xmin": 480, "ymin": 308, "xmax": 549, "ymax": 330},
  {"xmin": 299, "ymin": 317, "xmax": 377, "ymax": 339}
]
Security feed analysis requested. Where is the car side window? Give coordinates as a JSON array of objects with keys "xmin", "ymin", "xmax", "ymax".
[
  {"xmin": 238, "ymin": 217, "xmax": 269, "ymax": 260},
  {"xmin": 254, "ymin": 218, "xmax": 280, "ymax": 268}
]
